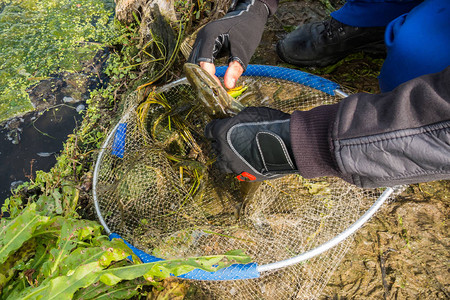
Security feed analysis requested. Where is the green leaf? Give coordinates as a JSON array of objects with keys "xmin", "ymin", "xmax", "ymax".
[
  {"xmin": 0, "ymin": 239, "xmax": 37, "ymax": 292},
  {"xmin": 41, "ymin": 218, "xmax": 104, "ymax": 277},
  {"xmin": 51, "ymin": 190, "xmax": 63, "ymax": 215},
  {"xmin": 0, "ymin": 203, "xmax": 50, "ymax": 264},
  {"xmin": 29, "ymin": 241, "xmax": 53, "ymax": 274},
  {"xmin": 58, "ymin": 247, "xmax": 107, "ymax": 276},
  {"xmin": 15, "ymin": 262, "xmax": 102, "ymax": 300},
  {"xmin": 149, "ymin": 263, "xmax": 195, "ymax": 278},
  {"xmin": 14, "ymin": 240, "xmax": 133, "ymax": 300},
  {"xmin": 100, "ymin": 250, "xmax": 253, "ymax": 283},
  {"xmin": 99, "ymin": 272, "xmax": 124, "ymax": 286},
  {"xmin": 97, "ymin": 239, "xmax": 134, "ymax": 268},
  {"xmin": 75, "ymin": 220, "xmax": 103, "ymax": 241},
  {"xmin": 73, "ymin": 277, "xmax": 143, "ymax": 300},
  {"xmin": 224, "ymin": 249, "xmax": 253, "ymax": 263},
  {"xmin": 98, "ymin": 262, "xmax": 163, "ymax": 284}
]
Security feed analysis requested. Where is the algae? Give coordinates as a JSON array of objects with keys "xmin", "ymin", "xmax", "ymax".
[{"xmin": 0, "ymin": 0, "xmax": 115, "ymax": 122}]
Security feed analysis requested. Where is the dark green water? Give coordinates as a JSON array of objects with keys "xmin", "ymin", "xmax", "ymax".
[{"xmin": 0, "ymin": 0, "xmax": 115, "ymax": 122}]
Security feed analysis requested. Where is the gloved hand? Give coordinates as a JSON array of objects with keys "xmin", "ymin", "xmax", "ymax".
[
  {"xmin": 188, "ymin": 0, "xmax": 269, "ymax": 72},
  {"xmin": 205, "ymin": 107, "xmax": 299, "ymax": 181}
]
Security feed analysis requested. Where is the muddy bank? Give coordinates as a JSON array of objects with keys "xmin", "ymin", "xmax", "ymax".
[{"xmin": 322, "ymin": 181, "xmax": 449, "ymax": 299}]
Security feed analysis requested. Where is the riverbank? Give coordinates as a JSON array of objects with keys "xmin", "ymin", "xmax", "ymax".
[{"xmin": 1, "ymin": 1, "xmax": 448, "ymax": 299}]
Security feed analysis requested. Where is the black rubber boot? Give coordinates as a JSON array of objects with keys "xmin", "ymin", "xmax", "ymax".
[{"xmin": 276, "ymin": 18, "xmax": 386, "ymax": 67}]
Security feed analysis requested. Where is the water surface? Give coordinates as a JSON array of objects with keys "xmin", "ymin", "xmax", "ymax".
[
  {"xmin": 0, "ymin": 0, "xmax": 115, "ymax": 206},
  {"xmin": 0, "ymin": 0, "xmax": 115, "ymax": 121}
]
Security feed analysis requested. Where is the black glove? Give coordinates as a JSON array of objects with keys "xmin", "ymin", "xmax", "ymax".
[
  {"xmin": 188, "ymin": 0, "xmax": 269, "ymax": 71},
  {"xmin": 205, "ymin": 107, "xmax": 299, "ymax": 181}
]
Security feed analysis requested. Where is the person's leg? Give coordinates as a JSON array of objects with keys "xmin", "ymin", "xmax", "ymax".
[
  {"xmin": 331, "ymin": 0, "xmax": 423, "ymax": 27},
  {"xmin": 277, "ymin": 0, "xmax": 422, "ymax": 67},
  {"xmin": 378, "ymin": 0, "xmax": 450, "ymax": 92}
]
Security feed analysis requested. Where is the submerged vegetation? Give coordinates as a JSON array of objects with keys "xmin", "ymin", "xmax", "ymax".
[{"xmin": 0, "ymin": 0, "xmax": 115, "ymax": 122}]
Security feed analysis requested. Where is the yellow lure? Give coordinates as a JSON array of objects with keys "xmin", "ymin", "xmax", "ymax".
[{"xmin": 227, "ymin": 86, "xmax": 248, "ymax": 98}]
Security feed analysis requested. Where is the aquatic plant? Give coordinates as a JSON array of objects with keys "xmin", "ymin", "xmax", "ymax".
[{"xmin": 0, "ymin": 0, "xmax": 115, "ymax": 122}]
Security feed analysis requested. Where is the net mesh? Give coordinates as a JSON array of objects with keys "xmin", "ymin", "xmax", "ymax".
[{"xmin": 94, "ymin": 65, "xmax": 398, "ymax": 299}]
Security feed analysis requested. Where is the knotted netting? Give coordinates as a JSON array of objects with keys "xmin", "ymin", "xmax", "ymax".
[{"xmin": 93, "ymin": 65, "xmax": 401, "ymax": 299}]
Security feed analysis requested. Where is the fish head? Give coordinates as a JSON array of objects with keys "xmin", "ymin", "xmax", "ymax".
[{"xmin": 183, "ymin": 63, "xmax": 234, "ymax": 117}]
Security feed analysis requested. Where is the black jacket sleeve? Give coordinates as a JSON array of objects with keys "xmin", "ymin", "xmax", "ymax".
[{"xmin": 290, "ymin": 66, "xmax": 450, "ymax": 188}]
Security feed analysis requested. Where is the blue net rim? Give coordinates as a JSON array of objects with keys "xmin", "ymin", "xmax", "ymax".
[
  {"xmin": 215, "ymin": 64, "xmax": 341, "ymax": 96},
  {"xmin": 110, "ymin": 233, "xmax": 260, "ymax": 281}
]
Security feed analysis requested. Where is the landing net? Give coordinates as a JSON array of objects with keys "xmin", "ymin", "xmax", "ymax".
[{"xmin": 93, "ymin": 65, "xmax": 400, "ymax": 299}]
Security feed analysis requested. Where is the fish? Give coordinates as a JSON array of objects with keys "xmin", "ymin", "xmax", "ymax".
[
  {"xmin": 183, "ymin": 63, "xmax": 259, "ymax": 204},
  {"xmin": 183, "ymin": 63, "xmax": 245, "ymax": 118}
]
